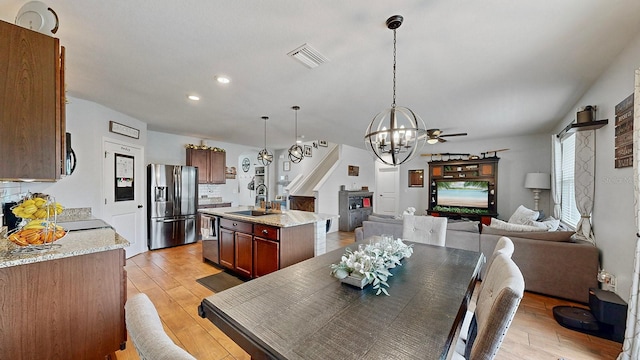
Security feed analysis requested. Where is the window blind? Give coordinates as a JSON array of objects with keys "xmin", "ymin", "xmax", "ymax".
[{"xmin": 561, "ymin": 134, "xmax": 580, "ymax": 227}]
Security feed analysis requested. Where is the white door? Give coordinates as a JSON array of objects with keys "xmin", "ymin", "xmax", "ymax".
[
  {"xmin": 375, "ymin": 162, "xmax": 399, "ymax": 216},
  {"xmin": 102, "ymin": 139, "xmax": 146, "ymax": 258}
]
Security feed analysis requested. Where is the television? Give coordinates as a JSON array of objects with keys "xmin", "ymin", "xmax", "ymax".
[{"xmin": 435, "ymin": 180, "xmax": 489, "ymax": 209}]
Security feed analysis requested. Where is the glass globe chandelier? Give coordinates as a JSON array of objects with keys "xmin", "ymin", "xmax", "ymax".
[
  {"xmin": 364, "ymin": 15, "xmax": 426, "ymax": 166},
  {"xmin": 257, "ymin": 116, "xmax": 273, "ymax": 166},
  {"xmin": 288, "ymin": 106, "xmax": 304, "ymax": 163}
]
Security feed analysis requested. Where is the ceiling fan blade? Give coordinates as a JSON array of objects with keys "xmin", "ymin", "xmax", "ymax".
[
  {"xmin": 438, "ymin": 137, "xmax": 447, "ymax": 143},
  {"xmin": 440, "ymin": 132, "xmax": 468, "ymax": 138},
  {"xmin": 427, "ymin": 129, "xmax": 441, "ymax": 137}
]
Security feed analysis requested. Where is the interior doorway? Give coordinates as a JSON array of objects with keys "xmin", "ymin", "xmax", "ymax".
[{"xmin": 375, "ymin": 162, "xmax": 399, "ymax": 216}]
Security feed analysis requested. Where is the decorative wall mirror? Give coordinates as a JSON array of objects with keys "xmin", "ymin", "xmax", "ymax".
[{"xmin": 408, "ymin": 169, "xmax": 424, "ymax": 187}]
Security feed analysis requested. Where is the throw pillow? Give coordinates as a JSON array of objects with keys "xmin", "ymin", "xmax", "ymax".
[
  {"xmin": 522, "ymin": 217, "xmax": 560, "ymax": 231},
  {"xmin": 539, "ymin": 217, "xmax": 560, "ymax": 231},
  {"xmin": 490, "ymin": 218, "xmax": 548, "ymax": 232},
  {"xmin": 508, "ymin": 205, "xmax": 540, "ymax": 225},
  {"xmin": 522, "ymin": 220, "xmax": 548, "ymax": 230}
]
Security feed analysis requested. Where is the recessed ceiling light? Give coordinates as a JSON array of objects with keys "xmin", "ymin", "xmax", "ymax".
[
  {"xmin": 215, "ymin": 76, "xmax": 230, "ymax": 84},
  {"xmin": 188, "ymin": 95, "xmax": 200, "ymax": 101}
]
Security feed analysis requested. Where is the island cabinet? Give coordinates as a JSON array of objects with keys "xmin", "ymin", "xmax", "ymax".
[
  {"xmin": 186, "ymin": 148, "xmax": 226, "ymax": 184},
  {"xmin": 253, "ymin": 224, "xmax": 280, "ymax": 277},
  {"xmin": 0, "ymin": 19, "xmax": 66, "ymax": 181},
  {"xmin": 218, "ymin": 215, "xmax": 316, "ymax": 279},
  {"xmin": 219, "ymin": 218, "xmax": 253, "ymax": 278},
  {"xmin": 0, "ymin": 248, "xmax": 127, "ymax": 359}
]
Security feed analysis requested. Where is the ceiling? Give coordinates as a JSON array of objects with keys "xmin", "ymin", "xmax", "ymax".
[{"xmin": 2, "ymin": 1, "xmax": 640, "ymax": 151}]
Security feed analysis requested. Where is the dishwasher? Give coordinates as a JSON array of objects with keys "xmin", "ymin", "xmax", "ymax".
[{"xmin": 200, "ymin": 214, "xmax": 219, "ymax": 264}]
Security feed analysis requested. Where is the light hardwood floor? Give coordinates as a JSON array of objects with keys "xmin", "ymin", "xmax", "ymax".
[{"xmin": 115, "ymin": 232, "xmax": 622, "ymax": 360}]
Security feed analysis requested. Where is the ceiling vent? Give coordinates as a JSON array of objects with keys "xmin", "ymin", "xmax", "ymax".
[{"xmin": 287, "ymin": 43, "xmax": 328, "ymax": 69}]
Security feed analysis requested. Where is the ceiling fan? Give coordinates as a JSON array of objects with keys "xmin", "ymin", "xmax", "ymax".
[{"xmin": 423, "ymin": 129, "xmax": 468, "ymax": 144}]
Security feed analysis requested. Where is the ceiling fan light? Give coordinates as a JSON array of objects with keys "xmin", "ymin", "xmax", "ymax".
[{"xmin": 427, "ymin": 138, "xmax": 439, "ymax": 145}]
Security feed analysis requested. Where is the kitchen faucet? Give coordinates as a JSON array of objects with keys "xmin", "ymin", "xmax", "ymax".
[{"xmin": 255, "ymin": 183, "xmax": 270, "ymax": 210}]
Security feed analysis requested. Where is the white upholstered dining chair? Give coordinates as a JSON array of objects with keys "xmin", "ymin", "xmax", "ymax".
[
  {"xmin": 454, "ymin": 253, "xmax": 525, "ymax": 360},
  {"xmin": 125, "ymin": 293, "xmax": 196, "ymax": 360},
  {"xmin": 401, "ymin": 215, "xmax": 448, "ymax": 246},
  {"xmin": 460, "ymin": 236, "xmax": 515, "ymax": 343}
]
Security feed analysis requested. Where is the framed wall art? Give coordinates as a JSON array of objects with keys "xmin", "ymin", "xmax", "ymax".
[
  {"xmin": 304, "ymin": 145, "xmax": 312, "ymax": 157},
  {"xmin": 109, "ymin": 121, "xmax": 139, "ymax": 139}
]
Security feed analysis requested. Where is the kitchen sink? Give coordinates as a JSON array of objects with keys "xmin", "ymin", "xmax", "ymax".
[{"xmin": 227, "ymin": 210, "xmax": 272, "ymax": 217}]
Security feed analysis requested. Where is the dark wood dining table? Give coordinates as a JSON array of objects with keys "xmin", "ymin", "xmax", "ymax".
[{"xmin": 199, "ymin": 241, "xmax": 483, "ymax": 360}]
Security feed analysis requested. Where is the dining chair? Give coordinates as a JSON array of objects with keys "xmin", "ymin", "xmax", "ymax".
[
  {"xmin": 454, "ymin": 253, "xmax": 525, "ymax": 360},
  {"xmin": 460, "ymin": 237, "xmax": 515, "ymax": 343},
  {"xmin": 125, "ymin": 293, "xmax": 196, "ymax": 360},
  {"xmin": 401, "ymin": 215, "xmax": 448, "ymax": 246}
]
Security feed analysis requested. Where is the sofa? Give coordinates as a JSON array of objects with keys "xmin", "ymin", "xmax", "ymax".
[{"xmin": 354, "ymin": 214, "xmax": 599, "ymax": 304}]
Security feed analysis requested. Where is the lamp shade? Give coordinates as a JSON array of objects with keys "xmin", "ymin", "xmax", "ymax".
[{"xmin": 524, "ymin": 172, "xmax": 550, "ymax": 190}]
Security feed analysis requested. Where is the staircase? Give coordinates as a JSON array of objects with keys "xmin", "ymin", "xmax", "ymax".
[{"xmin": 286, "ymin": 144, "xmax": 340, "ymax": 211}]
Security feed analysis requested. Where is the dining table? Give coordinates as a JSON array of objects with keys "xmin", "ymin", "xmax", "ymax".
[{"xmin": 199, "ymin": 240, "xmax": 484, "ymax": 360}]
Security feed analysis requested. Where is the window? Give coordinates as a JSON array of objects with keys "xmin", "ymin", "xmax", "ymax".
[{"xmin": 560, "ymin": 134, "xmax": 580, "ymax": 227}]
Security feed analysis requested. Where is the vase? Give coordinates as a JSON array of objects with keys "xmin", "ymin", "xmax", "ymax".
[{"xmin": 340, "ymin": 274, "xmax": 369, "ymax": 289}]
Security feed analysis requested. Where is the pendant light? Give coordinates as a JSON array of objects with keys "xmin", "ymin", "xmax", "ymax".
[
  {"xmin": 288, "ymin": 106, "xmax": 304, "ymax": 163},
  {"xmin": 364, "ymin": 15, "xmax": 426, "ymax": 166},
  {"xmin": 257, "ymin": 116, "xmax": 273, "ymax": 166}
]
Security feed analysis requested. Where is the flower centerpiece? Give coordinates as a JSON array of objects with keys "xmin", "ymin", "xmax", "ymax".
[{"xmin": 330, "ymin": 237, "xmax": 413, "ymax": 296}]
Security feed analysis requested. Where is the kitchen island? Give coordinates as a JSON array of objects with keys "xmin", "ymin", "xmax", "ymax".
[
  {"xmin": 0, "ymin": 227, "xmax": 129, "ymax": 359},
  {"xmin": 199, "ymin": 206, "xmax": 334, "ymax": 278}
]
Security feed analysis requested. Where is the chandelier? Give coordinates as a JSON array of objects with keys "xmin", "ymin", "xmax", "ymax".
[
  {"xmin": 257, "ymin": 116, "xmax": 273, "ymax": 166},
  {"xmin": 288, "ymin": 106, "xmax": 304, "ymax": 163},
  {"xmin": 364, "ymin": 15, "xmax": 426, "ymax": 166}
]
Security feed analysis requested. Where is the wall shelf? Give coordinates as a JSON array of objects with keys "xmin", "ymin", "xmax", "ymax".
[{"xmin": 558, "ymin": 119, "xmax": 608, "ymax": 137}]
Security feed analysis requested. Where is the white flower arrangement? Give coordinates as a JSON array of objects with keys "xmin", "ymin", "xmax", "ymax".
[{"xmin": 330, "ymin": 237, "xmax": 414, "ymax": 296}]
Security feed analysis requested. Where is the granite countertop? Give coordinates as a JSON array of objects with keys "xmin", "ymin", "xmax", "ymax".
[
  {"xmin": 0, "ymin": 228, "xmax": 129, "ymax": 269},
  {"xmin": 199, "ymin": 206, "xmax": 335, "ymax": 228}
]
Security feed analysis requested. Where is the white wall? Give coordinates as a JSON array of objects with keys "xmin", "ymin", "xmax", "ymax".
[
  {"xmin": 13, "ymin": 97, "xmax": 148, "ymax": 219},
  {"xmin": 389, "ymin": 134, "xmax": 552, "ymax": 219},
  {"xmin": 552, "ymin": 31, "xmax": 640, "ymax": 300},
  {"xmin": 316, "ymin": 145, "xmax": 376, "ymax": 232}
]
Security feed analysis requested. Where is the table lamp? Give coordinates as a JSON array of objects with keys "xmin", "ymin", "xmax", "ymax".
[{"xmin": 524, "ymin": 172, "xmax": 551, "ymax": 211}]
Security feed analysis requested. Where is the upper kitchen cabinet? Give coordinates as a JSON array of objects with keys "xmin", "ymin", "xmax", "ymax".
[
  {"xmin": 186, "ymin": 148, "xmax": 226, "ymax": 184},
  {"xmin": 0, "ymin": 20, "xmax": 66, "ymax": 181}
]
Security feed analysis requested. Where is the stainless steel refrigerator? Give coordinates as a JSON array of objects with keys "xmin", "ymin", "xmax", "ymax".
[{"xmin": 147, "ymin": 164, "xmax": 198, "ymax": 250}]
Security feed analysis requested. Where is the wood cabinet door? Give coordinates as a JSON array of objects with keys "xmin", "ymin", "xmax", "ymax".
[
  {"xmin": 0, "ymin": 20, "xmax": 64, "ymax": 180},
  {"xmin": 234, "ymin": 232, "xmax": 253, "ymax": 278},
  {"xmin": 209, "ymin": 151, "xmax": 226, "ymax": 184},
  {"xmin": 219, "ymin": 227, "xmax": 235, "ymax": 269},
  {"xmin": 253, "ymin": 237, "xmax": 279, "ymax": 277},
  {"xmin": 0, "ymin": 249, "xmax": 126, "ymax": 358},
  {"xmin": 186, "ymin": 148, "xmax": 211, "ymax": 183}
]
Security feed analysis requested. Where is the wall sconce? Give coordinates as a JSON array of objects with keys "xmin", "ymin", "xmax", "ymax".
[{"xmin": 524, "ymin": 172, "xmax": 550, "ymax": 211}]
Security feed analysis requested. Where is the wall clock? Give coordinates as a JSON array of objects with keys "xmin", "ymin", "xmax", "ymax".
[{"xmin": 242, "ymin": 158, "xmax": 250, "ymax": 172}]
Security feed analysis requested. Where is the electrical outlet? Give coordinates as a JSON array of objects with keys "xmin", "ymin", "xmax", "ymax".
[
  {"xmin": 598, "ymin": 270, "xmax": 617, "ymax": 292},
  {"xmin": 606, "ymin": 274, "xmax": 617, "ymax": 292}
]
